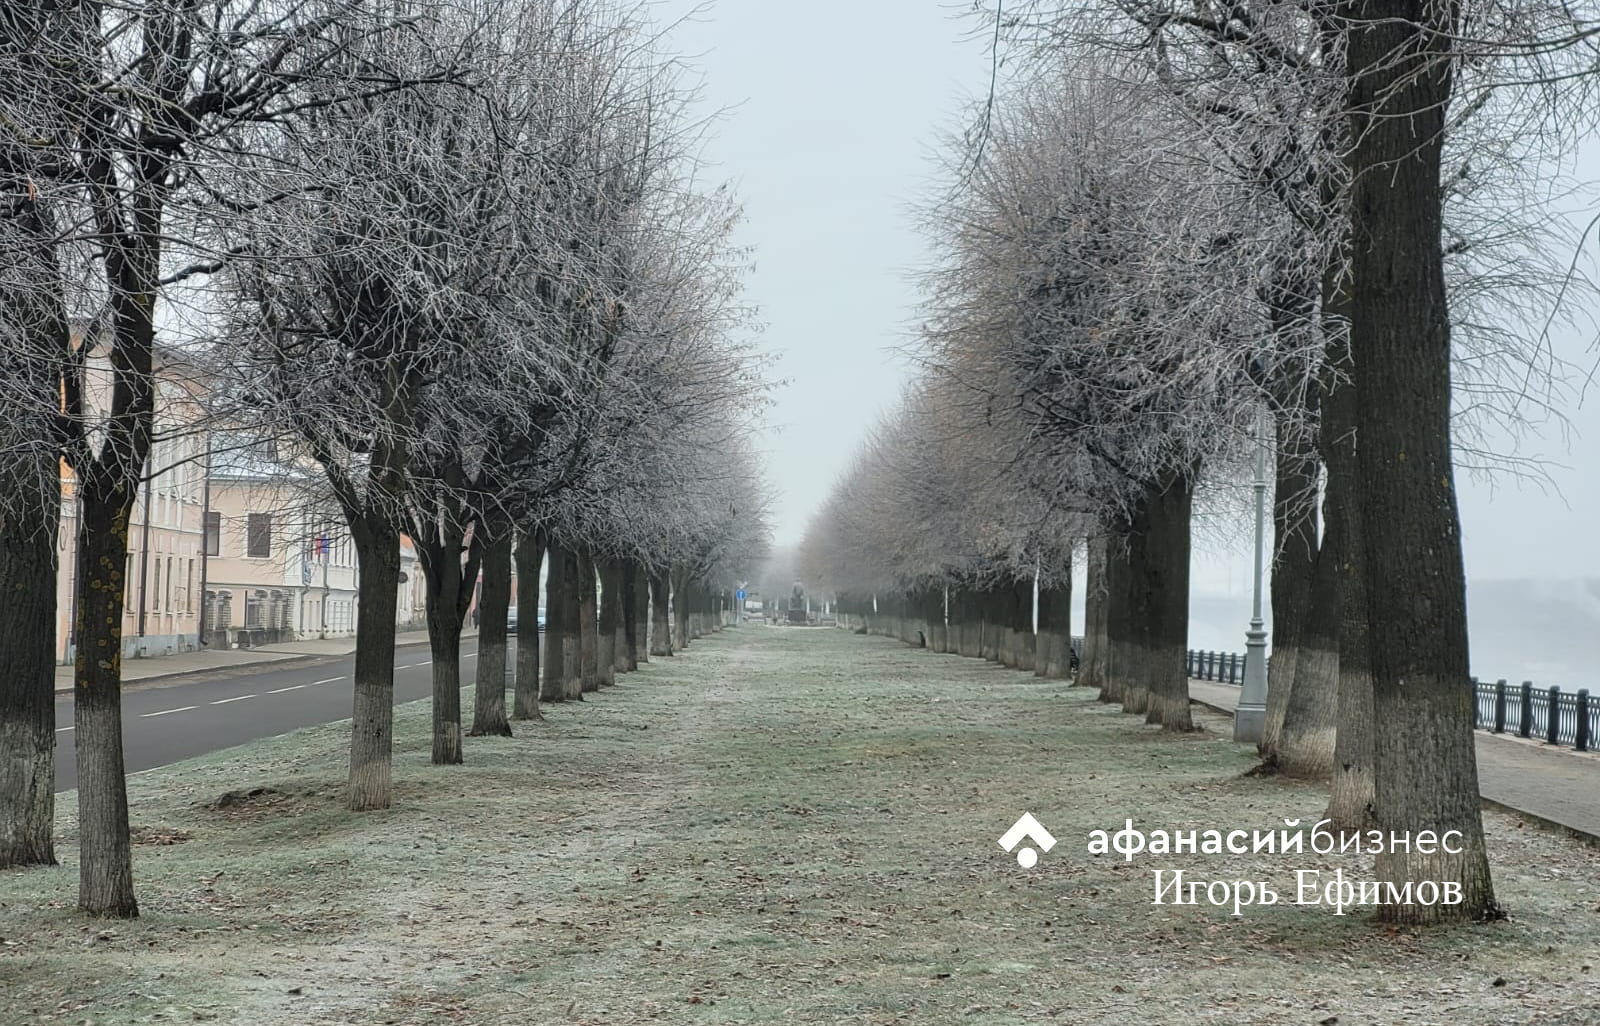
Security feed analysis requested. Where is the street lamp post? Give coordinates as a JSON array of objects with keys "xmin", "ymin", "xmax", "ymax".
[{"xmin": 1235, "ymin": 405, "xmax": 1271, "ymax": 743}]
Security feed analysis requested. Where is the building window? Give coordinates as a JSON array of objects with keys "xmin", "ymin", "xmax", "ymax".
[
  {"xmin": 247, "ymin": 513, "xmax": 272, "ymax": 558},
  {"xmin": 204, "ymin": 511, "xmax": 221, "ymax": 556},
  {"xmin": 152, "ymin": 559, "xmax": 160, "ymax": 611}
]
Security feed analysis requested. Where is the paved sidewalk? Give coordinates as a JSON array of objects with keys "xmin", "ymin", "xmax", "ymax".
[
  {"xmin": 1191, "ymin": 679, "xmax": 1600, "ymax": 845},
  {"xmin": 54, "ymin": 627, "xmax": 474, "ymax": 693}
]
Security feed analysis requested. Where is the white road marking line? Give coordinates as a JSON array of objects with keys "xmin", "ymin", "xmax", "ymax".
[
  {"xmin": 56, "ymin": 726, "xmax": 73, "ymax": 733},
  {"xmin": 310, "ymin": 676, "xmax": 345, "ymax": 686},
  {"xmin": 211, "ymin": 694, "xmax": 256, "ymax": 705},
  {"xmin": 401, "ymin": 660, "xmax": 432, "ymax": 668},
  {"xmin": 140, "ymin": 706, "xmax": 197, "ymax": 718},
  {"xmin": 267, "ymin": 684, "xmax": 306, "ymax": 694}
]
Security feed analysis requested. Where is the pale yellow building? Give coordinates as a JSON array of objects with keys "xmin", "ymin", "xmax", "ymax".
[
  {"xmin": 55, "ymin": 323, "xmax": 438, "ymax": 662},
  {"xmin": 56, "ymin": 331, "xmax": 209, "ymax": 663},
  {"xmin": 201, "ymin": 432, "xmax": 360, "ymax": 644}
]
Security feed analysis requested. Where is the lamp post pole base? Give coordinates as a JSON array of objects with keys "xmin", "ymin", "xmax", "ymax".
[
  {"xmin": 1233, "ymin": 624, "xmax": 1269, "ymax": 744},
  {"xmin": 1233, "ymin": 704, "xmax": 1266, "ymax": 744}
]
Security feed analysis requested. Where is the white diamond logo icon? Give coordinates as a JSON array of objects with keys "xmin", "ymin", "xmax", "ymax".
[{"xmin": 999, "ymin": 812, "xmax": 1056, "ymax": 869}]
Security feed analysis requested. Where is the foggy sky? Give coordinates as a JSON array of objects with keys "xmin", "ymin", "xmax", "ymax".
[{"xmin": 659, "ymin": 1, "xmax": 1600, "ymax": 595}]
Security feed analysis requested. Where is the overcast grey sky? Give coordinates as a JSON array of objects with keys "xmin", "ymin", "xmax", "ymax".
[
  {"xmin": 659, "ymin": 0, "xmax": 992, "ymax": 547},
  {"xmin": 659, "ymin": 1, "xmax": 1600, "ymax": 596}
]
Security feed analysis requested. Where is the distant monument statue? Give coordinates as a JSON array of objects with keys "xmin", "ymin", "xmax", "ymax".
[{"xmin": 787, "ymin": 581, "xmax": 809, "ymax": 624}]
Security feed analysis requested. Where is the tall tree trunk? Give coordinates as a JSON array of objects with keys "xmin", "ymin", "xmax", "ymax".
[
  {"xmin": 577, "ymin": 549, "xmax": 599, "ymax": 693},
  {"xmin": 1008, "ymin": 576, "xmax": 1034, "ymax": 670},
  {"xmin": 1099, "ymin": 538, "xmax": 1130, "ymax": 707},
  {"xmin": 471, "ymin": 528, "xmax": 513, "ymax": 735},
  {"xmin": 1117, "ymin": 529, "xmax": 1151, "ymax": 716},
  {"xmin": 622, "ymin": 559, "xmax": 642, "ymax": 669},
  {"xmin": 559, "ymin": 546, "xmax": 582, "ymax": 700},
  {"xmin": 649, "ymin": 569, "xmax": 673, "ymax": 656},
  {"xmin": 1260, "ymin": 433, "xmax": 1320, "ymax": 760},
  {"xmin": 634, "ymin": 562, "xmax": 651, "ymax": 664},
  {"xmin": 1321, "ymin": 257, "xmax": 1377, "ymax": 834},
  {"xmin": 977, "ymin": 583, "xmax": 999, "ymax": 663},
  {"xmin": 418, "ymin": 526, "xmax": 470, "ymax": 766},
  {"xmin": 1037, "ymin": 555, "xmax": 1072, "ymax": 680},
  {"xmin": 541, "ymin": 541, "xmax": 567, "ymax": 702},
  {"xmin": 1326, "ymin": 473, "xmax": 1376, "ymax": 832},
  {"xmin": 0, "ymin": 488, "xmax": 59, "ymax": 867},
  {"xmin": 512, "ymin": 528, "xmax": 544, "ymax": 720},
  {"xmin": 598, "ymin": 558, "xmax": 622, "ymax": 686},
  {"xmin": 922, "ymin": 586, "xmax": 947, "ymax": 652},
  {"xmin": 671, "ymin": 567, "xmax": 690, "ymax": 652},
  {"xmin": 424, "ymin": 586, "xmax": 464, "ymax": 765},
  {"xmin": 1276, "ymin": 481, "xmax": 1340, "ymax": 779},
  {"xmin": 1120, "ymin": 474, "xmax": 1195, "ymax": 730},
  {"xmin": 72, "ymin": 493, "xmax": 140, "ymax": 916},
  {"xmin": 0, "ymin": 182, "xmax": 67, "ymax": 870},
  {"xmin": 71, "ymin": 209, "xmax": 167, "ymax": 914},
  {"xmin": 0, "ymin": 431, "xmax": 60, "ymax": 869},
  {"xmin": 1344, "ymin": 0, "xmax": 1495, "ymax": 921},
  {"xmin": 1081, "ymin": 538, "xmax": 1109, "ymax": 691},
  {"xmin": 348, "ymin": 522, "xmax": 401, "ymax": 812}
]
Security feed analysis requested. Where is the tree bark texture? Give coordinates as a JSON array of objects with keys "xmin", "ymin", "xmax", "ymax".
[
  {"xmin": 512, "ymin": 528, "xmax": 544, "ymax": 720},
  {"xmin": 0, "ymin": 176, "xmax": 67, "ymax": 870},
  {"xmin": 1275, "ymin": 481, "xmax": 1340, "ymax": 779},
  {"xmin": 1261, "ymin": 433, "xmax": 1320, "ymax": 761},
  {"xmin": 650, "ymin": 569, "xmax": 672, "ymax": 656},
  {"xmin": 577, "ymin": 549, "xmax": 598, "ymax": 693},
  {"xmin": 471, "ymin": 528, "xmax": 514, "ymax": 736},
  {"xmin": 1081, "ymin": 538, "xmax": 1109, "ymax": 692},
  {"xmin": 541, "ymin": 540, "xmax": 567, "ymax": 703},
  {"xmin": 558, "ymin": 545, "xmax": 582, "ymax": 700},
  {"xmin": 72, "ymin": 495, "xmax": 140, "ymax": 916},
  {"xmin": 598, "ymin": 558, "xmax": 622, "ymax": 686},
  {"xmin": 1099, "ymin": 538, "xmax": 1131, "ymax": 707},
  {"xmin": 1036, "ymin": 562, "xmax": 1072, "ymax": 681},
  {"xmin": 418, "ymin": 524, "xmax": 472, "ymax": 766},
  {"xmin": 348, "ymin": 523, "xmax": 402, "ymax": 812},
  {"xmin": 1321, "ymin": 255, "xmax": 1377, "ymax": 834},
  {"xmin": 1344, "ymin": 0, "xmax": 1495, "ymax": 921},
  {"xmin": 1126, "ymin": 474, "xmax": 1195, "ymax": 730}
]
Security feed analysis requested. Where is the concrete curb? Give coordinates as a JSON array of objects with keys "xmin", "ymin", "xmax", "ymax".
[
  {"xmin": 1188, "ymin": 696, "xmax": 1239, "ymax": 719},
  {"xmin": 1479, "ymin": 796, "xmax": 1600, "ymax": 848},
  {"xmin": 54, "ymin": 633, "xmax": 436, "ymax": 695}
]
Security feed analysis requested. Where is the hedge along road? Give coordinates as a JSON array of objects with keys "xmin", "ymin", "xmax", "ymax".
[{"xmin": 52, "ymin": 641, "xmax": 485, "ymax": 792}]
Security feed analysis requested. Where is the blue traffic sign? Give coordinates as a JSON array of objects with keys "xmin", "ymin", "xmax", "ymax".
[{"xmin": 736, "ymin": 589, "xmax": 746, "ymax": 601}]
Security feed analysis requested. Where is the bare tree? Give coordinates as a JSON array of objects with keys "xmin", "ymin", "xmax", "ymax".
[
  {"xmin": 0, "ymin": 0, "xmax": 413, "ymax": 915},
  {"xmin": 0, "ymin": 2, "xmax": 74, "ymax": 866},
  {"xmin": 219, "ymin": 5, "xmax": 484, "ymax": 810}
]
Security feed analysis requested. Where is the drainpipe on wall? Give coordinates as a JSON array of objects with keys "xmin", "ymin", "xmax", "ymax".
[
  {"xmin": 322, "ymin": 526, "xmax": 331, "ymax": 635},
  {"xmin": 136, "ymin": 470, "xmax": 153, "ymax": 641},
  {"xmin": 65, "ymin": 488, "xmax": 82, "ymax": 665},
  {"xmin": 197, "ymin": 436, "xmax": 212, "ymax": 649}
]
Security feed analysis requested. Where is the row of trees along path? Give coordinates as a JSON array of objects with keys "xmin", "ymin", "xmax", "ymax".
[
  {"xmin": 0, "ymin": 0, "xmax": 772, "ymax": 918},
  {"xmin": 797, "ymin": 0, "xmax": 1600, "ymax": 926}
]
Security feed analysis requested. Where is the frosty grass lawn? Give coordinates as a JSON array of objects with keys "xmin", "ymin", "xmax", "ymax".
[{"xmin": 3, "ymin": 627, "xmax": 1598, "ymax": 1025}]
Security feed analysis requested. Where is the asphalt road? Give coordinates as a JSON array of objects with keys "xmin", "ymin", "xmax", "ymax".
[{"xmin": 53, "ymin": 640, "xmax": 490, "ymax": 792}]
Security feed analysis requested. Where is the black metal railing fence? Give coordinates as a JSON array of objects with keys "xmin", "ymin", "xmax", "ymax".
[{"xmin": 1185, "ymin": 647, "xmax": 1597, "ymax": 753}]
